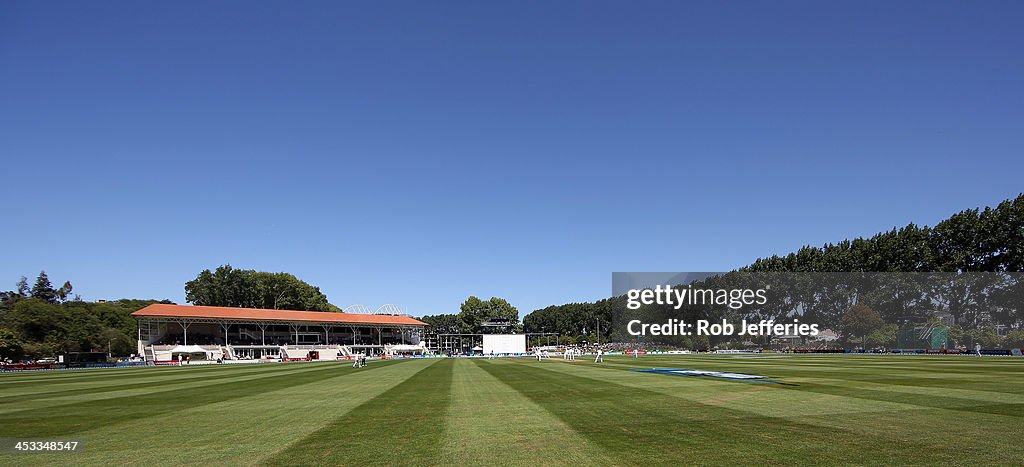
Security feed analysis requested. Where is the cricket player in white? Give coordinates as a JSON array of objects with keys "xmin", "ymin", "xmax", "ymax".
[{"xmin": 595, "ymin": 349, "xmax": 603, "ymax": 363}]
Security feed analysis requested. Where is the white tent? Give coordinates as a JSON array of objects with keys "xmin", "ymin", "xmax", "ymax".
[
  {"xmin": 170, "ymin": 345, "xmax": 211, "ymax": 355},
  {"xmin": 386, "ymin": 343, "xmax": 427, "ymax": 355},
  {"xmin": 390, "ymin": 344, "xmax": 425, "ymax": 352}
]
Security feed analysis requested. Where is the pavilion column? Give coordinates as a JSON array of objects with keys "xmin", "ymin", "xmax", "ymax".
[{"xmin": 175, "ymin": 320, "xmax": 192, "ymax": 345}]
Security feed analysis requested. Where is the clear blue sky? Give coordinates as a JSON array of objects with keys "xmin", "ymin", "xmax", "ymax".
[{"xmin": 2, "ymin": 1, "xmax": 1022, "ymax": 317}]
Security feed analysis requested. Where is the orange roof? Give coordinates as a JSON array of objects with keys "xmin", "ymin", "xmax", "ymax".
[{"xmin": 131, "ymin": 304, "xmax": 427, "ymax": 326}]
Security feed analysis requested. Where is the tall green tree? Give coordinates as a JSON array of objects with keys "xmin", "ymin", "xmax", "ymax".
[{"xmin": 30, "ymin": 271, "xmax": 58, "ymax": 304}]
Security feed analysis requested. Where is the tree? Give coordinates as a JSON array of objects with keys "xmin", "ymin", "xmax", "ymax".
[
  {"xmin": 420, "ymin": 314, "xmax": 459, "ymax": 334},
  {"xmin": 31, "ymin": 271, "xmax": 57, "ymax": 303},
  {"xmin": 16, "ymin": 277, "xmax": 29, "ymax": 296},
  {"xmin": 2, "ymin": 277, "xmax": 31, "ymax": 314},
  {"xmin": 966, "ymin": 326, "xmax": 1002, "ymax": 348},
  {"xmin": 0, "ymin": 291, "xmax": 21, "ymax": 312},
  {"xmin": 8, "ymin": 299, "xmax": 74, "ymax": 352},
  {"xmin": 0, "ymin": 327, "xmax": 24, "ymax": 360},
  {"xmin": 184, "ymin": 265, "xmax": 254, "ymax": 308},
  {"xmin": 99, "ymin": 327, "xmax": 133, "ymax": 356},
  {"xmin": 56, "ymin": 281, "xmax": 73, "ymax": 303},
  {"xmin": 1004, "ymin": 329, "xmax": 1024, "ymax": 350},
  {"xmin": 458, "ymin": 296, "xmax": 486, "ymax": 333},
  {"xmin": 185, "ymin": 265, "xmax": 337, "ymax": 311},
  {"xmin": 251, "ymin": 271, "xmax": 335, "ymax": 311},
  {"xmin": 840, "ymin": 304, "xmax": 884, "ymax": 347},
  {"xmin": 865, "ymin": 323, "xmax": 898, "ymax": 349},
  {"xmin": 3, "ymin": 297, "xmax": 169, "ymax": 358},
  {"xmin": 457, "ymin": 296, "xmax": 520, "ymax": 333},
  {"xmin": 526, "ymin": 194, "xmax": 1024, "ymax": 337},
  {"xmin": 484, "ymin": 297, "xmax": 520, "ymax": 330}
]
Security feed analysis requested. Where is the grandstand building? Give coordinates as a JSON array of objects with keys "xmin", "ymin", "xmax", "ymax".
[{"xmin": 132, "ymin": 304, "xmax": 427, "ymax": 362}]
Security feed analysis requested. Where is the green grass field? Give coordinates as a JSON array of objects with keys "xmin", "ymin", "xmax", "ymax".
[{"xmin": 2, "ymin": 355, "xmax": 1023, "ymax": 466}]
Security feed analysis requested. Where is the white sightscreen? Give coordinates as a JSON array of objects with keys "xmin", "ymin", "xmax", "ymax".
[{"xmin": 482, "ymin": 334, "xmax": 526, "ymax": 354}]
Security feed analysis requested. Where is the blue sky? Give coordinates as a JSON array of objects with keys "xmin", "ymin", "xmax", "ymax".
[{"xmin": 2, "ymin": 1, "xmax": 1022, "ymax": 317}]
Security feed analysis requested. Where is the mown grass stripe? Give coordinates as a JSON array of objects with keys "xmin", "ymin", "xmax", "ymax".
[
  {"xmin": 266, "ymin": 358, "xmax": 453, "ymax": 466},
  {"xmin": 0, "ymin": 363, "xmax": 333, "ymax": 406},
  {"xmin": 531, "ymin": 358, "xmax": 918, "ymax": 419},
  {"xmin": 579, "ymin": 356, "xmax": 1024, "ymax": 400},
  {"xmin": 0, "ymin": 359, "xmax": 430, "ymax": 467},
  {"xmin": 440, "ymin": 359, "xmax": 616, "ymax": 465},
  {"xmin": 600, "ymin": 356, "xmax": 1024, "ymax": 417},
  {"xmin": 0, "ymin": 362, "xmax": 284, "ymax": 386},
  {"xmin": 787, "ymin": 375, "xmax": 1024, "ymax": 404},
  {"xmin": 515, "ymin": 357, "xmax": 1024, "ymax": 463},
  {"xmin": 541, "ymin": 356, "xmax": 1024, "ymax": 419},
  {"xmin": 481, "ymin": 358, "xmax": 925, "ymax": 465},
  {"xmin": 789, "ymin": 381, "xmax": 1024, "ymax": 418},
  {"xmin": 3, "ymin": 354, "xmax": 1024, "ymax": 465},
  {"xmin": 0, "ymin": 361, "xmax": 405, "ymax": 438},
  {"xmin": 0, "ymin": 362, "xmax": 368, "ymax": 417},
  {"xmin": 591, "ymin": 355, "xmax": 1024, "ymax": 379}
]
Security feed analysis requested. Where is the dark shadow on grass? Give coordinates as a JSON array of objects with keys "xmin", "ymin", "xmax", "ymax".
[{"xmin": 265, "ymin": 358, "xmax": 453, "ymax": 466}]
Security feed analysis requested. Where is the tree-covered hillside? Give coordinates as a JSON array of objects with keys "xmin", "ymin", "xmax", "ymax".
[
  {"xmin": 525, "ymin": 194, "xmax": 1024, "ymax": 347},
  {"xmin": 0, "ymin": 270, "xmax": 173, "ymax": 360},
  {"xmin": 1, "ymin": 265, "xmax": 343, "ymax": 360}
]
